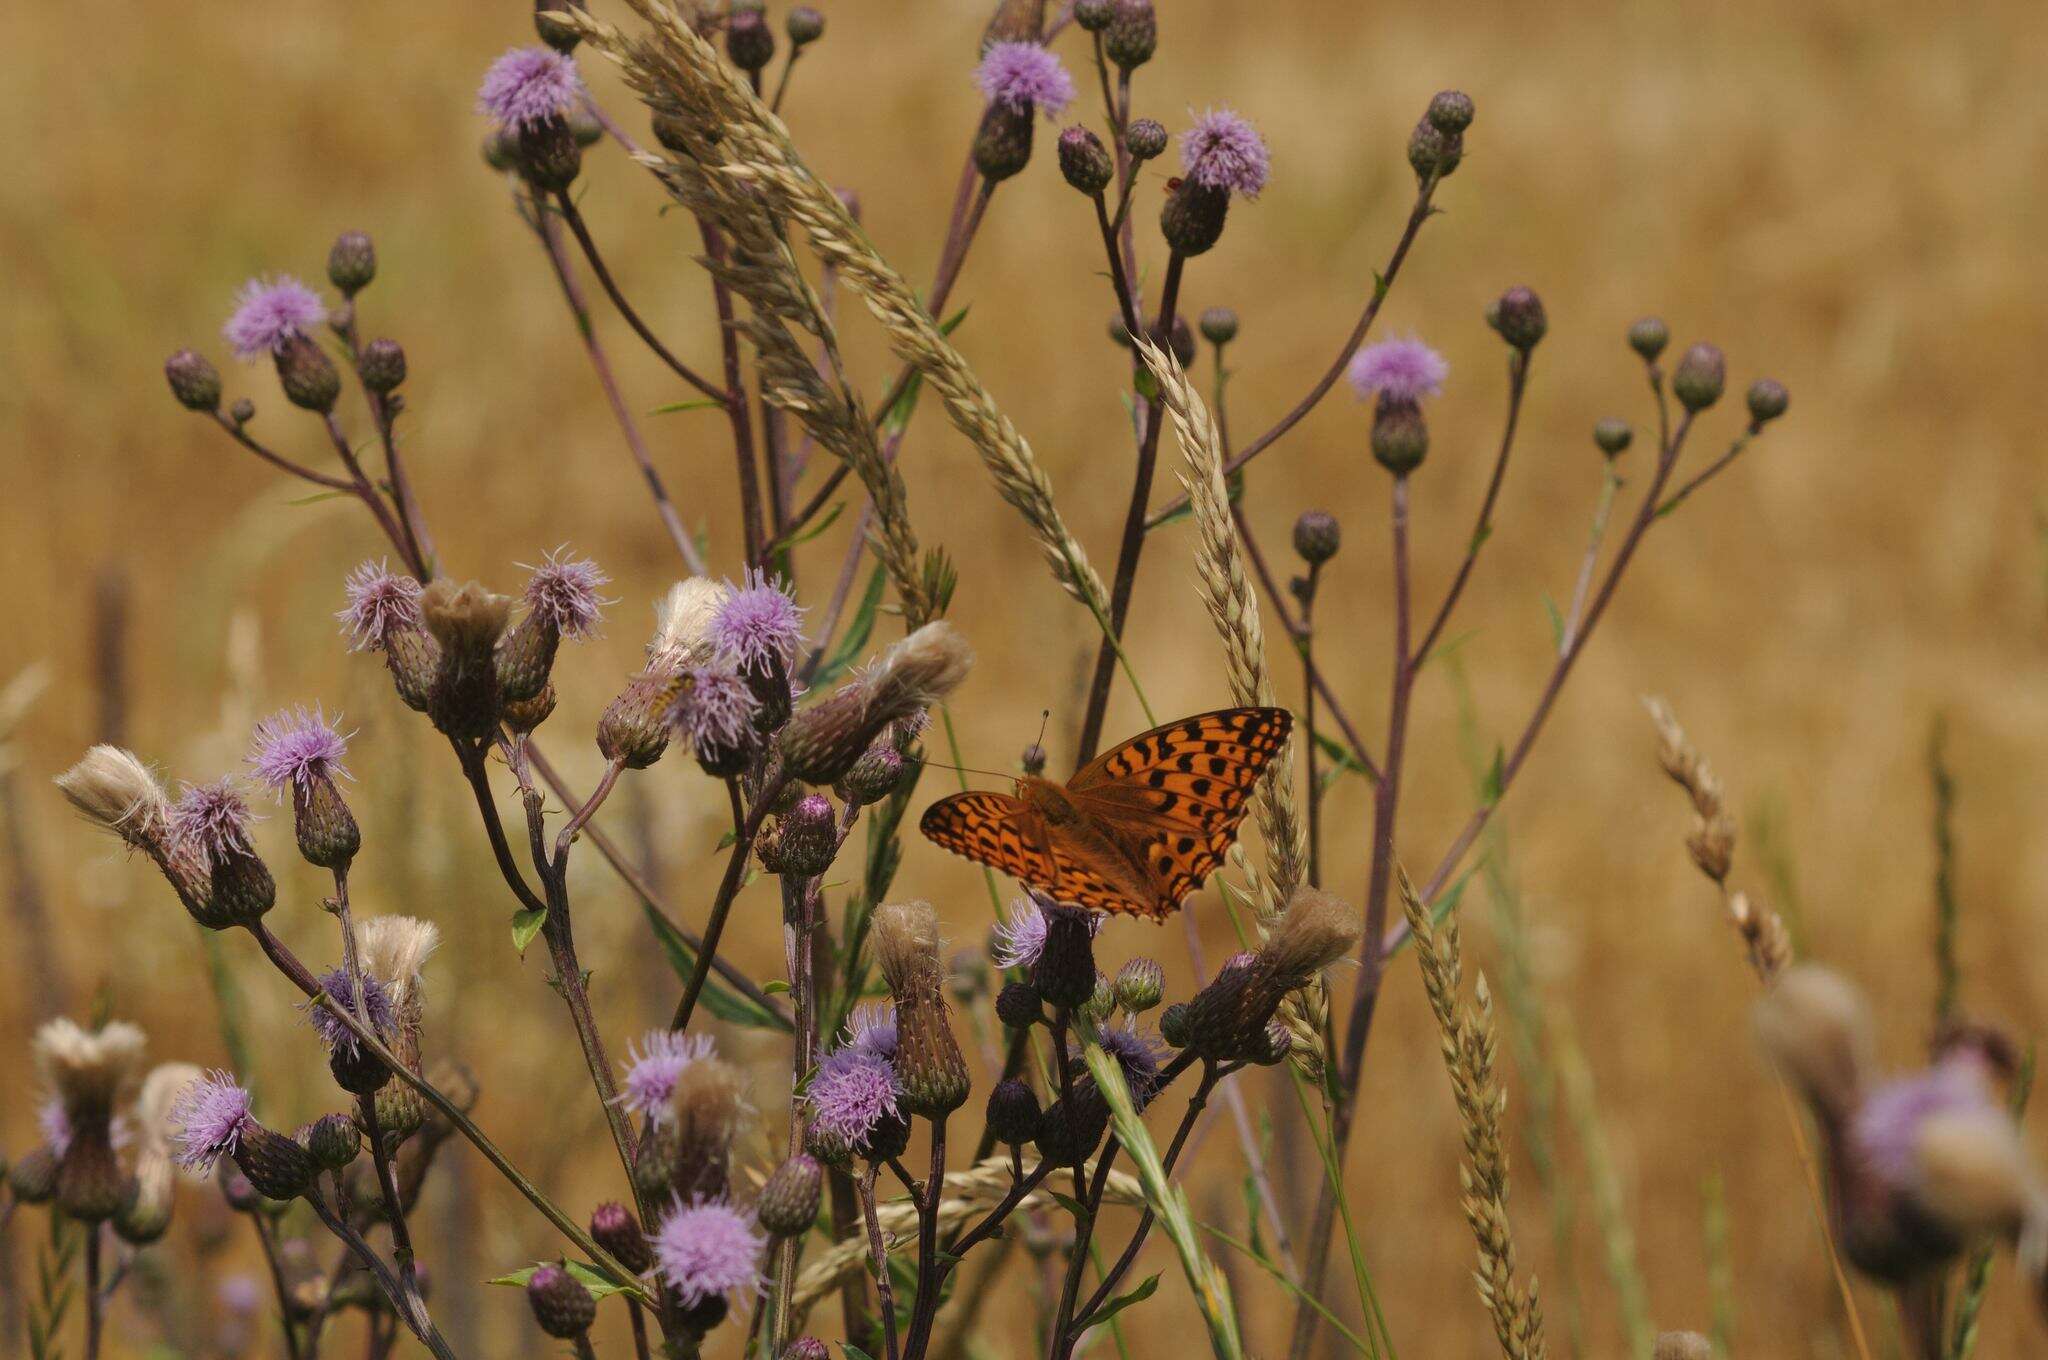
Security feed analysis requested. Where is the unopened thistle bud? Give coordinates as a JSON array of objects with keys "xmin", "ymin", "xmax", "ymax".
[
  {"xmin": 787, "ymin": 7, "xmax": 825, "ymax": 46},
  {"xmin": 1114, "ymin": 957, "xmax": 1165, "ymax": 1013},
  {"xmin": 1080, "ymin": 971, "xmax": 1117, "ymax": 1024},
  {"xmin": 518, "ymin": 117, "xmax": 582, "ymax": 192},
  {"xmin": 304, "ymin": 1112, "xmax": 361, "ymax": 1170},
  {"xmin": 1073, "ymin": 0, "xmax": 1113, "ymax": 30},
  {"xmin": 1104, "ymin": 0, "xmax": 1156, "ymax": 69},
  {"xmin": 235, "ymin": 1123, "xmax": 319, "ymax": 1203},
  {"xmin": 1158, "ymin": 1001, "xmax": 1190, "ymax": 1047},
  {"xmin": 326, "ymin": 231, "xmax": 377, "ymax": 298},
  {"xmin": 419, "ymin": 579, "xmax": 513, "ymax": 740},
  {"xmin": 1058, "ymin": 126, "xmax": 1114, "ymax": 195},
  {"xmin": 1427, "ymin": 89, "xmax": 1475, "ymax": 135},
  {"xmin": 838, "ymin": 743, "xmax": 907, "ymax": 807},
  {"xmin": 785, "ymin": 1339, "xmax": 831, "ymax": 1360},
  {"xmin": 1199, "ymin": 306, "xmax": 1238, "ymax": 346},
  {"xmin": 598, "ymin": 670, "xmax": 682, "ymax": 768},
  {"xmin": 1293, "ymin": 509, "xmax": 1340, "ymax": 565},
  {"xmin": 504, "ymin": 685, "xmax": 557, "ymax": 734},
  {"xmin": 590, "ymin": 1201, "xmax": 654, "ymax": 1273},
  {"xmin": 974, "ymin": 103, "xmax": 1036, "ymax": 182},
  {"xmin": 359, "ymin": 338, "xmax": 407, "ymax": 394},
  {"xmin": 995, "ymin": 980, "xmax": 1044, "ymax": 1028},
  {"xmin": 1746, "ymin": 378, "xmax": 1790, "ymax": 428},
  {"xmin": 757, "ymin": 1154, "xmax": 823, "ymax": 1237},
  {"xmin": 230, "ymin": 396, "xmax": 256, "ymax": 424},
  {"xmin": 987, "ymin": 1079, "xmax": 1041, "ymax": 1145},
  {"xmin": 1160, "ymin": 179, "xmax": 1230, "ymax": 256},
  {"xmin": 1671, "ymin": 342, "xmax": 1726, "ymax": 412},
  {"xmin": 10, "ymin": 1147, "xmax": 58, "ymax": 1203},
  {"xmin": 727, "ymin": 1, "xmax": 776, "ymax": 73},
  {"xmin": 760, "ymin": 794, "xmax": 838, "ymax": 877},
  {"xmin": 527, "ymin": 1263, "xmax": 597, "ymax": 1339},
  {"xmin": 165, "ymin": 349, "xmax": 222, "ymax": 411},
  {"xmin": 1628, "ymin": 315, "xmax": 1670, "ymax": 362},
  {"xmin": 275, "ymin": 334, "xmax": 342, "ymax": 413},
  {"xmin": 1406, "ymin": 115, "xmax": 1462, "ymax": 180},
  {"xmin": 781, "ymin": 622, "xmax": 972, "ymax": 785},
  {"xmin": 1487, "ymin": 286, "xmax": 1547, "ymax": 351},
  {"xmin": 1124, "ymin": 117, "xmax": 1167, "ymax": 161},
  {"xmin": 1183, "ymin": 888, "xmax": 1360, "ymax": 1061},
  {"xmin": 1370, "ymin": 397, "xmax": 1429, "ymax": 474},
  {"xmin": 1593, "ymin": 419, "xmax": 1633, "ymax": 457},
  {"xmin": 1032, "ymin": 904, "xmax": 1099, "ymax": 1011},
  {"xmin": 874, "ymin": 902, "xmax": 971, "ymax": 1116},
  {"xmin": 113, "ymin": 1175, "xmax": 173, "ymax": 1245},
  {"xmin": 534, "ymin": 0, "xmax": 585, "ymax": 51},
  {"xmin": 1035, "ymin": 1084, "xmax": 1110, "ymax": 1165}
]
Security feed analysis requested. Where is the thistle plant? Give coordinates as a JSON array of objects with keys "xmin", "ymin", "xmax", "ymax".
[{"xmin": 35, "ymin": 3, "xmax": 2033, "ymax": 1360}]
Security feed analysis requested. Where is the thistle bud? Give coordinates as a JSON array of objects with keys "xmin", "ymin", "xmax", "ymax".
[
  {"xmin": 1020, "ymin": 743, "xmax": 1048, "ymax": 777},
  {"xmin": 787, "ymin": 7, "xmax": 825, "ymax": 46},
  {"xmin": 591, "ymin": 1201, "xmax": 654, "ymax": 1273},
  {"xmin": 166, "ymin": 781, "xmax": 275, "ymax": 929},
  {"xmin": 757, "ymin": 1154, "xmax": 824, "ymax": 1238},
  {"xmin": 785, "ymin": 1340, "xmax": 831, "ymax": 1360},
  {"xmin": 230, "ymin": 396, "xmax": 256, "ymax": 425},
  {"xmin": 599, "ymin": 670, "xmax": 683, "ymax": 769},
  {"xmin": 1593, "ymin": 419, "xmax": 1632, "ymax": 458},
  {"xmin": 973, "ymin": 102, "xmax": 1036, "ymax": 182},
  {"xmin": 1124, "ymin": 118, "xmax": 1167, "ymax": 161},
  {"xmin": 517, "ymin": 117, "xmax": 583, "ymax": 192},
  {"xmin": 874, "ymin": 902, "xmax": 971, "ymax": 1117},
  {"xmin": 670, "ymin": 1058, "xmax": 745, "ymax": 1201},
  {"xmin": 987, "ymin": 1079, "xmax": 1042, "ymax": 1145},
  {"xmin": 727, "ymin": 2, "xmax": 776, "ymax": 73},
  {"xmin": 9, "ymin": 1147, "xmax": 58, "ymax": 1204},
  {"xmin": 1292, "ymin": 510, "xmax": 1340, "ymax": 565},
  {"xmin": 1158, "ymin": 1002, "xmax": 1190, "ymax": 1047},
  {"xmin": 1104, "ymin": 0, "xmax": 1156, "ymax": 70},
  {"xmin": 837, "ymin": 743, "xmax": 907, "ymax": 807},
  {"xmin": 1406, "ymin": 115, "xmax": 1462, "ymax": 181},
  {"xmin": 527, "ymin": 1263, "xmax": 597, "ymax": 1339},
  {"xmin": 1114, "ymin": 958, "xmax": 1165, "ymax": 1013},
  {"xmin": 535, "ymin": 0, "xmax": 586, "ymax": 52},
  {"xmin": 359, "ymin": 338, "xmax": 407, "ymax": 394},
  {"xmin": 1199, "ymin": 306, "xmax": 1238, "ymax": 345},
  {"xmin": 762, "ymin": 794, "xmax": 838, "ymax": 878},
  {"xmin": 1370, "ymin": 396, "xmax": 1429, "ymax": 474},
  {"xmin": 1628, "ymin": 316, "xmax": 1670, "ymax": 362},
  {"xmin": 1671, "ymin": 342, "xmax": 1726, "ymax": 412},
  {"xmin": 1182, "ymin": 888, "xmax": 1359, "ymax": 1061},
  {"xmin": 326, "ymin": 231, "xmax": 377, "ymax": 298},
  {"xmin": 1079, "ymin": 971, "xmax": 1117, "ymax": 1024},
  {"xmin": 419, "ymin": 579, "xmax": 513, "ymax": 741},
  {"xmin": 996, "ymin": 980, "xmax": 1044, "ymax": 1028},
  {"xmin": 1746, "ymin": 378, "xmax": 1790, "ymax": 428},
  {"xmin": 385, "ymin": 629, "xmax": 439, "ymax": 714},
  {"xmin": 780, "ymin": 622, "xmax": 971, "ymax": 785},
  {"xmin": 1487, "ymin": 286, "xmax": 1547, "ymax": 352},
  {"xmin": 1150, "ymin": 314, "xmax": 1197, "ymax": 367},
  {"xmin": 1428, "ymin": 90, "xmax": 1475, "ymax": 135},
  {"xmin": 165, "ymin": 349, "xmax": 222, "ymax": 411},
  {"xmin": 1073, "ymin": 0, "xmax": 1113, "ymax": 30},
  {"xmin": 504, "ymin": 685, "xmax": 557, "ymax": 734},
  {"xmin": 56, "ymin": 1136, "xmax": 127, "ymax": 1223},
  {"xmin": 113, "ymin": 1176, "xmax": 173, "ymax": 1245},
  {"xmin": 1035, "ymin": 1084, "xmax": 1110, "ymax": 1165},
  {"xmin": 1160, "ymin": 180, "xmax": 1230, "ymax": 257},
  {"xmin": 234, "ymin": 1124, "xmax": 319, "ymax": 1203},
  {"xmin": 1058, "ymin": 126, "xmax": 1114, "ymax": 195},
  {"xmin": 1032, "ymin": 905, "xmax": 1099, "ymax": 1012},
  {"xmin": 304, "ymin": 1112, "xmax": 361, "ymax": 1170},
  {"xmin": 275, "ymin": 334, "xmax": 341, "ymax": 414}
]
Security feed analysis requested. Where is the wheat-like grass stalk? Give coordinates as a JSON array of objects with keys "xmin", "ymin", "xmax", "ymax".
[
  {"xmin": 573, "ymin": 2, "xmax": 1109, "ymax": 618},
  {"xmin": 1399, "ymin": 867, "xmax": 1546, "ymax": 1360}
]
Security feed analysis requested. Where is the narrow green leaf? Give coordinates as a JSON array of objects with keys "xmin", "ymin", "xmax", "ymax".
[
  {"xmin": 762, "ymin": 979, "xmax": 792, "ymax": 995},
  {"xmin": 814, "ymin": 565, "xmax": 887, "ymax": 686},
  {"xmin": 284, "ymin": 490, "xmax": 352, "ymax": 506},
  {"xmin": 1481, "ymin": 745, "xmax": 1505, "ymax": 807},
  {"xmin": 511, "ymin": 907, "xmax": 548, "ymax": 954},
  {"xmin": 779, "ymin": 498, "xmax": 846, "ymax": 551},
  {"xmin": 638, "ymin": 899, "xmax": 793, "ymax": 1032},
  {"xmin": 488, "ymin": 1261, "xmax": 625, "ymax": 1300},
  {"xmin": 841, "ymin": 1345, "xmax": 879, "ymax": 1360},
  {"xmin": 650, "ymin": 397, "xmax": 727, "ymax": 416},
  {"xmin": 1467, "ymin": 522, "xmax": 1493, "ymax": 554},
  {"xmin": 1542, "ymin": 592, "xmax": 1565, "ymax": 649},
  {"xmin": 1081, "ymin": 1273, "xmax": 1161, "ymax": 1330}
]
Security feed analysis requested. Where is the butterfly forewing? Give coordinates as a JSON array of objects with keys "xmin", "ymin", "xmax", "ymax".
[{"xmin": 918, "ymin": 792, "xmax": 1058, "ymax": 885}]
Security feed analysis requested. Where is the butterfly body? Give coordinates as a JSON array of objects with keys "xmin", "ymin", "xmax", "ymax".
[{"xmin": 919, "ymin": 706, "xmax": 1293, "ymax": 920}]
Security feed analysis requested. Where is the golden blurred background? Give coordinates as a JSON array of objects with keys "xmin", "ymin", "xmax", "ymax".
[{"xmin": 7, "ymin": 0, "xmax": 2048, "ymax": 1354}]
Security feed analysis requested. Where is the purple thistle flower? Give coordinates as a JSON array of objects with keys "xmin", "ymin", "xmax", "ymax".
[
  {"xmin": 806, "ymin": 1045, "xmax": 902, "ymax": 1150},
  {"xmin": 521, "ymin": 547, "xmax": 610, "ymax": 640},
  {"xmin": 1852, "ymin": 1055, "xmax": 2002, "ymax": 1188},
  {"xmin": 170, "ymin": 1071, "xmax": 256, "ymax": 1173},
  {"xmin": 614, "ymin": 1030, "xmax": 715, "ymax": 1125},
  {"xmin": 650, "ymin": 1196, "xmax": 766, "ymax": 1306},
  {"xmin": 1179, "ymin": 108, "xmax": 1270, "ymax": 198},
  {"xmin": 710, "ymin": 568, "xmax": 806, "ymax": 676},
  {"xmin": 217, "ymin": 1275, "xmax": 264, "ymax": 1314},
  {"xmin": 845, "ymin": 1003, "xmax": 898, "ymax": 1061},
  {"xmin": 992, "ymin": 899, "xmax": 1047, "ymax": 970},
  {"xmin": 169, "ymin": 780, "xmax": 259, "ymax": 871},
  {"xmin": 247, "ymin": 706, "xmax": 352, "ymax": 796},
  {"xmin": 477, "ymin": 46, "xmax": 584, "ymax": 128},
  {"xmin": 973, "ymin": 41, "xmax": 1075, "ymax": 117},
  {"xmin": 304, "ymin": 968, "xmax": 397, "ymax": 1059},
  {"xmin": 223, "ymin": 276, "xmax": 326, "ymax": 360},
  {"xmin": 1093, "ymin": 1023, "xmax": 1167, "ymax": 1105},
  {"xmin": 1346, "ymin": 338, "xmax": 1448, "ymax": 404},
  {"xmin": 338, "ymin": 560, "xmax": 423, "ymax": 652},
  {"xmin": 670, "ymin": 661, "xmax": 761, "ymax": 755}
]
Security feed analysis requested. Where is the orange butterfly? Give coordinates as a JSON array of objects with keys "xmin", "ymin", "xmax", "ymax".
[{"xmin": 918, "ymin": 706, "xmax": 1293, "ymax": 920}]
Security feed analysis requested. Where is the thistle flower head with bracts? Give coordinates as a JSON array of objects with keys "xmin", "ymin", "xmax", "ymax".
[
  {"xmin": 520, "ymin": 547, "xmax": 611, "ymax": 640},
  {"xmin": 992, "ymin": 897, "xmax": 1102, "ymax": 970},
  {"xmin": 247, "ymin": 707, "xmax": 352, "ymax": 796},
  {"xmin": 1091, "ymin": 1022, "xmax": 1168, "ymax": 1108},
  {"xmin": 1346, "ymin": 337, "xmax": 1448, "ymax": 403},
  {"xmin": 844, "ymin": 1002, "xmax": 899, "ymax": 1060},
  {"xmin": 305, "ymin": 968, "xmax": 397, "ymax": 1059},
  {"xmin": 1180, "ymin": 107, "xmax": 1270, "ymax": 198},
  {"xmin": 223, "ymin": 276, "xmax": 325, "ymax": 359},
  {"xmin": 616, "ymin": 1030, "xmax": 716, "ymax": 1125},
  {"xmin": 650, "ymin": 1196, "xmax": 766, "ymax": 1307},
  {"xmin": 170, "ymin": 1071, "xmax": 256, "ymax": 1174},
  {"xmin": 338, "ymin": 560, "xmax": 424, "ymax": 652},
  {"xmin": 670, "ymin": 661, "xmax": 761, "ymax": 758},
  {"xmin": 55, "ymin": 745, "xmax": 171, "ymax": 846},
  {"xmin": 710, "ymin": 567, "xmax": 806, "ymax": 676},
  {"xmin": 974, "ymin": 41, "xmax": 1075, "ymax": 117},
  {"xmin": 168, "ymin": 779, "xmax": 259, "ymax": 872},
  {"xmin": 477, "ymin": 45, "xmax": 584, "ymax": 128},
  {"xmin": 806, "ymin": 1044, "xmax": 902, "ymax": 1154}
]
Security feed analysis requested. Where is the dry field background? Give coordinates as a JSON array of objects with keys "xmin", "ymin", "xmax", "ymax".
[{"xmin": 6, "ymin": 0, "xmax": 2048, "ymax": 1355}]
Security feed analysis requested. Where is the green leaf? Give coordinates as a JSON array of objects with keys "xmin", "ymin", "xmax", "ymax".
[
  {"xmin": 511, "ymin": 907, "xmax": 548, "ymax": 954},
  {"xmin": 1468, "ymin": 522, "xmax": 1494, "ymax": 555},
  {"xmin": 1542, "ymin": 592, "xmax": 1564, "ymax": 649},
  {"xmin": 716, "ymin": 828, "xmax": 739, "ymax": 851},
  {"xmin": 488, "ymin": 1261, "xmax": 626, "ymax": 1300},
  {"xmin": 650, "ymin": 397, "xmax": 727, "ymax": 416},
  {"xmin": 1312, "ymin": 731, "xmax": 1372, "ymax": 777},
  {"xmin": 762, "ymin": 979, "xmax": 792, "ymax": 995},
  {"xmin": 284, "ymin": 490, "xmax": 353, "ymax": 506},
  {"xmin": 813, "ymin": 565, "xmax": 887, "ymax": 686},
  {"xmin": 1133, "ymin": 367, "xmax": 1161, "ymax": 401},
  {"xmin": 778, "ymin": 498, "xmax": 846, "ymax": 551},
  {"xmin": 638, "ymin": 899, "xmax": 793, "ymax": 1032},
  {"xmin": 1480, "ymin": 745, "xmax": 1505, "ymax": 807},
  {"xmin": 1081, "ymin": 1273, "xmax": 1161, "ymax": 1331},
  {"xmin": 841, "ymin": 1346, "xmax": 879, "ymax": 1360},
  {"xmin": 1047, "ymin": 1191, "xmax": 1091, "ymax": 1219}
]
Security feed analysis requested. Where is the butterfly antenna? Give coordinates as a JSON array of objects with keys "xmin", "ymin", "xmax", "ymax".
[
  {"xmin": 1034, "ymin": 709, "xmax": 1051, "ymax": 750},
  {"xmin": 905, "ymin": 754, "xmax": 1012, "ymax": 782}
]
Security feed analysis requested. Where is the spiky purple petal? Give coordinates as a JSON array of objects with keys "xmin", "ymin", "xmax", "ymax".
[
  {"xmin": 806, "ymin": 1045, "xmax": 901, "ymax": 1149},
  {"xmin": 338, "ymin": 560, "xmax": 424, "ymax": 652},
  {"xmin": 709, "ymin": 568, "xmax": 806, "ymax": 675},
  {"xmin": 169, "ymin": 780, "xmax": 259, "ymax": 872},
  {"xmin": 650, "ymin": 1196, "xmax": 766, "ymax": 1306},
  {"xmin": 477, "ymin": 46, "xmax": 585, "ymax": 128},
  {"xmin": 304, "ymin": 968, "xmax": 397, "ymax": 1058},
  {"xmin": 247, "ymin": 707, "xmax": 352, "ymax": 794},
  {"xmin": 615, "ymin": 1030, "xmax": 715, "ymax": 1125},
  {"xmin": 223, "ymin": 276, "xmax": 326, "ymax": 359},
  {"xmin": 1345, "ymin": 338, "xmax": 1448, "ymax": 404},
  {"xmin": 171, "ymin": 1071, "xmax": 256, "ymax": 1173},
  {"xmin": 1179, "ymin": 108, "xmax": 1270, "ymax": 198},
  {"xmin": 521, "ymin": 547, "xmax": 610, "ymax": 640},
  {"xmin": 974, "ymin": 41, "xmax": 1075, "ymax": 117},
  {"xmin": 670, "ymin": 661, "xmax": 760, "ymax": 755}
]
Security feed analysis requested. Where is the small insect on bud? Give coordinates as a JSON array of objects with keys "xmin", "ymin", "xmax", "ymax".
[
  {"xmin": 275, "ymin": 334, "xmax": 342, "ymax": 414},
  {"xmin": 727, "ymin": 1, "xmax": 776, "ymax": 74},
  {"xmin": 1124, "ymin": 117, "xmax": 1168, "ymax": 162},
  {"xmin": 518, "ymin": 117, "xmax": 583, "ymax": 192},
  {"xmin": 996, "ymin": 980, "xmax": 1045, "ymax": 1029},
  {"xmin": 527, "ymin": 1262, "xmax": 597, "ymax": 1339},
  {"xmin": 787, "ymin": 6, "xmax": 825, "ymax": 47},
  {"xmin": 1104, "ymin": 0, "xmax": 1157, "ymax": 70},
  {"xmin": 1161, "ymin": 180, "xmax": 1231, "ymax": 257},
  {"xmin": 986, "ymin": 1079, "xmax": 1042, "ymax": 1145},
  {"xmin": 1199, "ymin": 306, "xmax": 1239, "ymax": 346},
  {"xmin": 165, "ymin": 349, "xmax": 222, "ymax": 411},
  {"xmin": 1487, "ymin": 286, "xmax": 1547, "ymax": 352},
  {"xmin": 1593, "ymin": 419, "xmax": 1633, "ymax": 458},
  {"xmin": 1114, "ymin": 958, "xmax": 1165, "ymax": 1013},
  {"xmin": 757, "ymin": 1154, "xmax": 824, "ymax": 1238},
  {"xmin": 303, "ymin": 1112, "xmax": 361, "ymax": 1170},
  {"xmin": 359, "ymin": 339, "xmax": 407, "ymax": 394},
  {"xmin": 326, "ymin": 231, "xmax": 377, "ymax": 298},
  {"xmin": 591, "ymin": 1200, "xmax": 654, "ymax": 1273},
  {"xmin": 1427, "ymin": 90, "xmax": 1475, "ymax": 136},
  {"xmin": 1671, "ymin": 342, "xmax": 1727, "ymax": 413},
  {"xmin": 534, "ymin": 0, "xmax": 587, "ymax": 52},
  {"xmin": 1293, "ymin": 509, "xmax": 1341, "ymax": 565},
  {"xmin": 1746, "ymin": 378, "xmax": 1790, "ymax": 428},
  {"xmin": 1058, "ymin": 126, "xmax": 1115, "ymax": 195},
  {"xmin": 1073, "ymin": 0, "xmax": 1114, "ymax": 30},
  {"xmin": 1628, "ymin": 315, "xmax": 1670, "ymax": 363},
  {"xmin": 1406, "ymin": 115, "xmax": 1462, "ymax": 181}
]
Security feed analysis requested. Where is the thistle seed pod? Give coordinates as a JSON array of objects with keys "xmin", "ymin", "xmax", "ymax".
[
  {"xmin": 527, "ymin": 1263, "xmax": 598, "ymax": 1339},
  {"xmin": 304, "ymin": 1112, "xmax": 361, "ymax": 1170},
  {"xmin": 873, "ymin": 902, "xmax": 970, "ymax": 1117},
  {"xmin": 233, "ymin": 1124, "xmax": 319, "ymax": 1202},
  {"xmin": 591, "ymin": 1200, "xmax": 654, "ymax": 1273},
  {"xmin": 419, "ymin": 579, "xmax": 513, "ymax": 740},
  {"xmin": 1032, "ymin": 905, "xmax": 1098, "ymax": 1012},
  {"xmin": 779, "ymin": 623, "xmax": 971, "ymax": 785},
  {"xmin": 986, "ymin": 1079, "xmax": 1041, "ymax": 1146}
]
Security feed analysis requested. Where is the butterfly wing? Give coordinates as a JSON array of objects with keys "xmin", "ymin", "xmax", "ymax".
[
  {"xmin": 1068, "ymin": 706, "xmax": 1294, "ymax": 910},
  {"xmin": 918, "ymin": 791, "xmax": 1058, "ymax": 886}
]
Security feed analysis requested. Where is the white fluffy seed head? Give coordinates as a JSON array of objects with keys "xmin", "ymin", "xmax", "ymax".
[
  {"xmin": 1753, "ymin": 964, "xmax": 1875, "ymax": 1122},
  {"xmin": 358, "ymin": 915, "xmax": 442, "ymax": 1006},
  {"xmin": 55, "ymin": 746, "xmax": 171, "ymax": 845},
  {"xmin": 35, "ymin": 1019, "xmax": 148, "ymax": 1115},
  {"xmin": 650, "ymin": 578, "xmax": 733, "ymax": 670}
]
